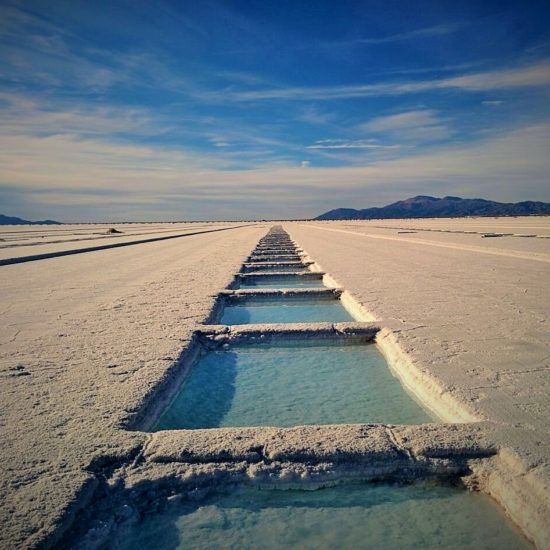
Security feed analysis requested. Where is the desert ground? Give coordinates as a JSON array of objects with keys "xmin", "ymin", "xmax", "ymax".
[{"xmin": 1, "ymin": 217, "xmax": 549, "ymax": 548}]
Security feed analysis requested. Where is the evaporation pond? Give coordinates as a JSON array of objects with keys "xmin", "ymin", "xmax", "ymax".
[
  {"xmin": 220, "ymin": 297, "xmax": 353, "ymax": 324},
  {"xmin": 109, "ymin": 483, "xmax": 530, "ymax": 550},
  {"xmin": 240, "ymin": 277, "xmax": 325, "ymax": 289},
  {"xmin": 154, "ymin": 341, "xmax": 432, "ymax": 430},
  {"xmin": 246, "ymin": 264, "xmax": 307, "ymax": 272}
]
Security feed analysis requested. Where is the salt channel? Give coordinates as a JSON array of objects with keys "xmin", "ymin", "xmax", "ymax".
[
  {"xmin": 218, "ymin": 231, "xmax": 354, "ymax": 323},
  {"xmin": 101, "ymin": 226, "xmax": 533, "ymax": 549}
]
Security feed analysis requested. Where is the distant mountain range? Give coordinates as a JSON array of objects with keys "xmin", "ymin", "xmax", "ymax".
[
  {"xmin": 315, "ymin": 196, "xmax": 550, "ymax": 220},
  {"xmin": 0, "ymin": 214, "xmax": 60, "ymax": 225}
]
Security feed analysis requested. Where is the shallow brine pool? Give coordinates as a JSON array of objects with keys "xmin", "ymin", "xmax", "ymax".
[
  {"xmin": 219, "ymin": 297, "xmax": 353, "ymax": 324},
  {"xmin": 107, "ymin": 483, "xmax": 530, "ymax": 550},
  {"xmin": 253, "ymin": 249, "xmax": 298, "ymax": 254},
  {"xmin": 250, "ymin": 253, "xmax": 302, "ymax": 262},
  {"xmin": 154, "ymin": 341, "xmax": 432, "ymax": 430},
  {"xmin": 245, "ymin": 264, "xmax": 308, "ymax": 273},
  {"xmin": 239, "ymin": 277, "xmax": 325, "ymax": 289}
]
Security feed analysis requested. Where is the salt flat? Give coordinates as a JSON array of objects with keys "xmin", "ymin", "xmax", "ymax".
[
  {"xmin": 0, "ymin": 222, "xmax": 239, "ymax": 263},
  {"xmin": 354, "ymin": 216, "xmax": 550, "ymax": 236},
  {"xmin": 1, "ymin": 217, "xmax": 549, "ymax": 548}
]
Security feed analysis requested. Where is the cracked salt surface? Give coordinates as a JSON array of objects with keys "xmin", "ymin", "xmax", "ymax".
[
  {"xmin": 153, "ymin": 340, "xmax": 432, "ymax": 430},
  {"xmin": 107, "ymin": 483, "xmax": 531, "ymax": 550}
]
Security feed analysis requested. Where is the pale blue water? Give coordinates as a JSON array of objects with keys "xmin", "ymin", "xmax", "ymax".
[
  {"xmin": 108, "ymin": 483, "xmax": 530, "ymax": 550},
  {"xmin": 250, "ymin": 252, "xmax": 302, "ymax": 262},
  {"xmin": 239, "ymin": 277, "xmax": 324, "ymax": 289},
  {"xmin": 219, "ymin": 298, "xmax": 353, "ymax": 324},
  {"xmin": 250, "ymin": 257, "xmax": 301, "ymax": 261},
  {"xmin": 254, "ymin": 249, "xmax": 298, "ymax": 254},
  {"xmin": 253, "ymin": 252, "xmax": 302, "ymax": 256},
  {"xmin": 154, "ymin": 341, "xmax": 432, "ymax": 430},
  {"xmin": 245, "ymin": 264, "xmax": 308, "ymax": 272},
  {"xmin": 252, "ymin": 253, "xmax": 299, "ymax": 257},
  {"xmin": 249, "ymin": 258, "xmax": 302, "ymax": 263}
]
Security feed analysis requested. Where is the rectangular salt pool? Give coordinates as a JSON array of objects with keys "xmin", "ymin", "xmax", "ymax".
[
  {"xmin": 239, "ymin": 276, "xmax": 325, "ymax": 289},
  {"xmin": 107, "ymin": 483, "xmax": 530, "ymax": 550},
  {"xmin": 253, "ymin": 249, "xmax": 298, "ymax": 254},
  {"xmin": 154, "ymin": 340, "xmax": 432, "ymax": 430},
  {"xmin": 219, "ymin": 297, "xmax": 353, "ymax": 324},
  {"xmin": 245, "ymin": 264, "xmax": 308, "ymax": 272},
  {"xmin": 249, "ymin": 255, "xmax": 301, "ymax": 260}
]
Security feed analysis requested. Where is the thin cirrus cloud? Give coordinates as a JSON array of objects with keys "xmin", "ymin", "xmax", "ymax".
[
  {"xmin": 0, "ymin": 92, "xmax": 164, "ymax": 138},
  {"xmin": 360, "ymin": 110, "xmax": 441, "ymax": 131},
  {"xmin": 0, "ymin": 90, "xmax": 300, "ymax": 169},
  {"xmin": 327, "ymin": 23, "xmax": 463, "ymax": 47},
  {"xmin": 357, "ymin": 110, "xmax": 453, "ymax": 143},
  {"xmin": 217, "ymin": 60, "xmax": 550, "ymax": 102},
  {"xmin": 307, "ymin": 140, "xmax": 403, "ymax": 150},
  {"xmin": 290, "ymin": 23, "xmax": 463, "ymax": 51}
]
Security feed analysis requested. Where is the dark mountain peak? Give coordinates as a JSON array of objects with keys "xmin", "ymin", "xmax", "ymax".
[
  {"xmin": 0, "ymin": 214, "xmax": 61, "ymax": 225},
  {"xmin": 315, "ymin": 196, "xmax": 550, "ymax": 220},
  {"xmin": 391, "ymin": 195, "xmax": 436, "ymax": 206},
  {"xmin": 409, "ymin": 195, "xmax": 438, "ymax": 201}
]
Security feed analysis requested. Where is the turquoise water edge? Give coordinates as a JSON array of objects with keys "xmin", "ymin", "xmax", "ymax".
[
  {"xmin": 109, "ymin": 483, "xmax": 530, "ymax": 550},
  {"xmin": 154, "ymin": 341, "xmax": 432, "ymax": 430}
]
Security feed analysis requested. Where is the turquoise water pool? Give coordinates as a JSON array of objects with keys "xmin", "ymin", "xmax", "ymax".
[
  {"xmin": 239, "ymin": 277, "xmax": 325, "ymax": 289},
  {"xmin": 219, "ymin": 297, "xmax": 353, "ymax": 324},
  {"xmin": 154, "ymin": 341, "xmax": 432, "ymax": 430},
  {"xmin": 249, "ymin": 255, "xmax": 301, "ymax": 260},
  {"xmin": 109, "ymin": 483, "xmax": 530, "ymax": 550},
  {"xmin": 245, "ymin": 265, "xmax": 308, "ymax": 273}
]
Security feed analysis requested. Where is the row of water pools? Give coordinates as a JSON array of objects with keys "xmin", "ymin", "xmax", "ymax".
[{"xmin": 120, "ymin": 227, "xmax": 529, "ymax": 549}]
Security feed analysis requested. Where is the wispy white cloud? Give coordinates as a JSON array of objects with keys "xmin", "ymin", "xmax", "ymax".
[
  {"xmin": 218, "ymin": 60, "xmax": 550, "ymax": 102},
  {"xmin": 274, "ymin": 23, "xmax": 463, "ymax": 53},
  {"xmin": 439, "ymin": 62, "xmax": 550, "ymax": 90},
  {"xmin": 296, "ymin": 106, "xmax": 336, "ymax": 126},
  {"xmin": 307, "ymin": 139, "xmax": 403, "ymax": 150},
  {"xmin": 327, "ymin": 23, "xmax": 463, "ymax": 47},
  {"xmin": 0, "ymin": 91, "xmax": 301, "ymax": 170},
  {"xmin": 0, "ymin": 92, "xmax": 166, "ymax": 138},
  {"xmin": 0, "ymin": 4, "xmax": 202, "ymax": 96},
  {"xmin": 360, "ymin": 110, "xmax": 439, "ymax": 131},
  {"xmin": 3, "ymin": 2, "xmax": 548, "ymax": 110},
  {"xmin": 368, "ymin": 61, "xmax": 484, "ymax": 77},
  {"xmin": 357, "ymin": 110, "xmax": 453, "ymax": 143}
]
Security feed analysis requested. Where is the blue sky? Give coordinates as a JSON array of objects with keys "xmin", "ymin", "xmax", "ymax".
[{"xmin": 1, "ymin": 0, "xmax": 549, "ymax": 221}]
